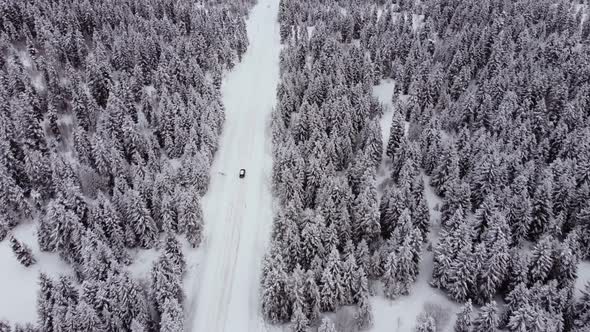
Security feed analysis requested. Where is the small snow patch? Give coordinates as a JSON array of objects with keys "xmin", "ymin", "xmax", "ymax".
[
  {"xmin": 307, "ymin": 26, "xmax": 316, "ymax": 39},
  {"xmin": 576, "ymin": 261, "xmax": 590, "ymax": 298},
  {"xmin": 422, "ymin": 175, "xmax": 442, "ymax": 213},
  {"xmin": 31, "ymin": 73, "xmax": 45, "ymax": 92},
  {"xmin": 412, "ymin": 14, "xmax": 425, "ymax": 31},
  {"xmin": 18, "ymin": 51, "xmax": 32, "ymax": 69},
  {"xmin": 144, "ymin": 85, "xmax": 157, "ymax": 97},
  {"xmin": 169, "ymin": 158, "xmax": 183, "ymax": 172},
  {"xmin": 127, "ymin": 247, "xmax": 161, "ymax": 282},
  {"xmin": 373, "ymin": 79, "xmax": 396, "ymax": 153}
]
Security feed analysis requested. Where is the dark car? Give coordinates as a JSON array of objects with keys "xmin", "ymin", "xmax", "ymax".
[{"xmin": 239, "ymin": 169, "xmax": 246, "ymax": 178}]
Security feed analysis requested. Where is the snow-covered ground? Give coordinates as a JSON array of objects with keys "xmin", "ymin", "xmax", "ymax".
[
  {"xmin": 373, "ymin": 79, "xmax": 396, "ymax": 153},
  {"xmin": 0, "ymin": 222, "xmax": 73, "ymax": 326},
  {"xmin": 187, "ymin": 0, "xmax": 281, "ymax": 331},
  {"xmin": 576, "ymin": 261, "xmax": 590, "ymax": 298}
]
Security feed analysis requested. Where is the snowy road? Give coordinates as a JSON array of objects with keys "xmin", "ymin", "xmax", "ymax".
[{"xmin": 189, "ymin": 0, "xmax": 280, "ymax": 331}]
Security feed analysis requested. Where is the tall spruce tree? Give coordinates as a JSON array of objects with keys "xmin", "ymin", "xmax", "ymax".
[{"xmin": 9, "ymin": 236, "xmax": 36, "ymax": 267}]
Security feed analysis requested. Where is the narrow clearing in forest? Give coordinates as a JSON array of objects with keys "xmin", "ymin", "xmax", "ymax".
[{"xmin": 188, "ymin": 0, "xmax": 281, "ymax": 331}]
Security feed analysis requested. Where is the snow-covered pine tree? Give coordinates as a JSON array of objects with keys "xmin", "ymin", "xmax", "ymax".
[
  {"xmin": 291, "ymin": 301, "xmax": 309, "ymax": 332},
  {"xmin": 354, "ymin": 267, "xmax": 372, "ymax": 329},
  {"xmin": 506, "ymin": 189, "xmax": 532, "ymax": 246},
  {"xmin": 528, "ymin": 235, "xmax": 555, "ymax": 285},
  {"xmin": 506, "ymin": 250, "xmax": 529, "ymax": 295},
  {"xmin": 415, "ymin": 315, "xmax": 436, "ymax": 332},
  {"xmin": 440, "ymin": 180, "xmax": 471, "ymax": 226},
  {"xmin": 98, "ymin": 279, "xmax": 129, "ymax": 328},
  {"xmin": 341, "ymin": 254, "xmax": 358, "ymax": 305},
  {"xmin": 390, "ymin": 208, "xmax": 414, "ymax": 246},
  {"xmin": 477, "ymin": 234, "xmax": 510, "ymax": 303},
  {"xmin": 290, "ymin": 264, "xmax": 307, "ymax": 310},
  {"xmin": 163, "ymin": 235, "xmax": 186, "ymax": 275},
  {"xmin": 399, "ymin": 235, "xmax": 421, "ymax": 295},
  {"xmin": 386, "ymin": 107, "xmax": 405, "ymax": 161},
  {"xmin": 472, "ymin": 194, "xmax": 498, "ymax": 240},
  {"xmin": 447, "ymin": 242, "xmax": 475, "ymax": 302},
  {"xmin": 12, "ymin": 323, "xmax": 36, "ymax": 332},
  {"xmin": 530, "ymin": 174, "xmax": 553, "ymax": 241},
  {"xmin": 507, "ymin": 303, "xmax": 548, "ymax": 332},
  {"xmin": 9, "ymin": 236, "xmax": 36, "ymax": 267},
  {"xmin": 504, "ymin": 282, "xmax": 530, "ymax": 327},
  {"xmin": 262, "ymin": 253, "xmax": 290, "ymax": 323},
  {"xmin": 0, "ymin": 220, "xmax": 7, "ymax": 242},
  {"xmin": 430, "ymin": 142, "xmax": 459, "ymax": 197},
  {"xmin": 318, "ymin": 317, "xmax": 337, "ymax": 332},
  {"xmin": 300, "ymin": 215, "xmax": 325, "ymax": 269},
  {"xmin": 159, "ymin": 194, "xmax": 177, "ymax": 234},
  {"xmin": 51, "ymin": 276, "xmax": 80, "ymax": 331},
  {"xmin": 90, "ymin": 193, "xmax": 127, "ymax": 262},
  {"xmin": 472, "ymin": 301, "xmax": 499, "ymax": 332},
  {"xmin": 37, "ymin": 273, "xmax": 54, "ymax": 331},
  {"xmin": 0, "ymin": 320, "xmax": 9, "ymax": 332},
  {"xmin": 151, "ymin": 251, "xmax": 183, "ymax": 317},
  {"xmin": 160, "ymin": 298, "xmax": 184, "ymax": 332},
  {"xmin": 283, "ymin": 214, "xmax": 302, "ymax": 269},
  {"xmin": 320, "ymin": 247, "xmax": 345, "ymax": 311},
  {"xmin": 127, "ymin": 189, "xmax": 158, "ymax": 249},
  {"xmin": 363, "ymin": 119, "xmax": 383, "ymax": 169},
  {"xmin": 398, "ymin": 155, "xmax": 421, "ymax": 192},
  {"xmin": 130, "ymin": 318, "xmax": 146, "ymax": 332},
  {"xmin": 386, "ymin": 124, "xmax": 408, "ymax": 176},
  {"xmin": 79, "ymin": 230, "xmax": 119, "ymax": 281},
  {"xmin": 74, "ymin": 301, "xmax": 104, "ymax": 332},
  {"xmin": 355, "ymin": 240, "xmax": 370, "ymax": 274},
  {"xmin": 551, "ymin": 239, "xmax": 579, "ymax": 289},
  {"xmin": 454, "ymin": 300, "xmax": 473, "ymax": 332},
  {"xmin": 573, "ymin": 282, "xmax": 590, "ymax": 330},
  {"xmin": 310, "ymin": 254, "xmax": 324, "ymax": 282},
  {"xmin": 305, "ymin": 271, "xmax": 321, "ymax": 322},
  {"xmin": 551, "ymin": 164, "xmax": 575, "ymax": 218},
  {"xmin": 382, "ymin": 251, "xmax": 398, "ymax": 299},
  {"xmin": 419, "ymin": 120, "xmax": 442, "ymax": 175},
  {"xmin": 352, "ymin": 174, "xmax": 380, "ymax": 243},
  {"xmin": 178, "ymin": 190, "xmax": 203, "ymax": 248},
  {"xmin": 380, "ymin": 187, "xmax": 407, "ymax": 239},
  {"xmin": 412, "ymin": 194, "xmax": 430, "ymax": 242}
]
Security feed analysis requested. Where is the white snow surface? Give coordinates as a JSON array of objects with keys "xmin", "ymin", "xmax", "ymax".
[
  {"xmin": 373, "ymin": 79, "xmax": 396, "ymax": 154},
  {"xmin": 576, "ymin": 260, "xmax": 590, "ymax": 298},
  {"xmin": 188, "ymin": 0, "xmax": 281, "ymax": 331},
  {"xmin": 0, "ymin": 222, "xmax": 73, "ymax": 326}
]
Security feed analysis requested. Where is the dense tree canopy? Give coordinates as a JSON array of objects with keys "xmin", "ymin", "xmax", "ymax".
[
  {"xmin": 264, "ymin": 0, "xmax": 590, "ymax": 330},
  {"xmin": 0, "ymin": 0, "xmax": 254, "ymax": 329}
]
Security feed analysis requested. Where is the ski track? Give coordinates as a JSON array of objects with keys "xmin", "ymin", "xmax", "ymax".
[{"xmin": 189, "ymin": 0, "xmax": 280, "ymax": 331}]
